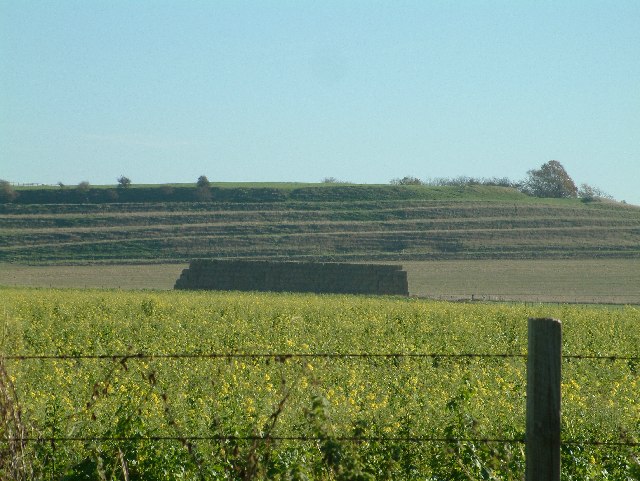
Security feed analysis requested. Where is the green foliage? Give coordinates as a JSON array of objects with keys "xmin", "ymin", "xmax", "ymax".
[
  {"xmin": 5, "ymin": 182, "xmax": 530, "ymax": 205},
  {"xmin": 304, "ymin": 395, "xmax": 376, "ymax": 480},
  {"xmin": 390, "ymin": 176, "xmax": 423, "ymax": 185},
  {"xmin": 578, "ymin": 183, "xmax": 613, "ymax": 202},
  {"xmin": 321, "ymin": 177, "xmax": 351, "ymax": 184},
  {"xmin": 521, "ymin": 160, "xmax": 578, "ymax": 198},
  {"xmin": 424, "ymin": 176, "xmax": 517, "ymax": 188},
  {"xmin": 1, "ymin": 288, "xmax": 639, "ymax": 479},
  {"xmin": 1, "ymin": 193, "xmax": 638, "ymax": 264}
]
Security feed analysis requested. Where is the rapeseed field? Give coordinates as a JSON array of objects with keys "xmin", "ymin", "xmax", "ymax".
[{"xmin": 1, "ymin": 288, "xmax": 638, "ymax": 479}]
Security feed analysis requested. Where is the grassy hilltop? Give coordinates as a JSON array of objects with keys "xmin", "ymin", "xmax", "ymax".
[{"xmin": 1, "ymin": 182, "xmax": 639, "ymax": 265}]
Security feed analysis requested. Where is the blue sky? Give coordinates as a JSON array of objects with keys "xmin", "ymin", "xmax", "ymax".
[{"xmin": 1, "ymin": 1, "xmax": 639, "ymax": 204}]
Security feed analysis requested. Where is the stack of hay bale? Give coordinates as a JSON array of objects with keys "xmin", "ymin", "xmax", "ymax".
[{"xmin": 174, "ymin": 259, "xmax": 408, "ymax": 296}]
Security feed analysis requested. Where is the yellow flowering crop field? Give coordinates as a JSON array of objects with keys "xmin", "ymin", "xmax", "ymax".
[{"xmin": 1, "ymin": 287, "xmax": 639, "ymax": 480}]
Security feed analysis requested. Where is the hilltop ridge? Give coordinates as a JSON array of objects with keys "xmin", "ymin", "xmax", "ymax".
[
  {"xmin": 6, "ymin": 182, "xmax": 530, "ymax": 204},
  {"xmin": 1, "ymin": 183, "xmax": 638, "ymax": 264}
]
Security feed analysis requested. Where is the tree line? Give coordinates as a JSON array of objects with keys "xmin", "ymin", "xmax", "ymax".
[
  {"xmin": 0, "ymin": 163, "xmax": 614, "ymax": 203},
  {"xmin": 388, "ymin": 160, "xmax": 613, "ymax": 201}
]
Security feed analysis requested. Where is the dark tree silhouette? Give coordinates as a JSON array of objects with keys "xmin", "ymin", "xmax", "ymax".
[
  {"xmin": 117, "ymin": 176, "xmax": 131, "ymax": 188},
  {"xmin": 0, "ymin": 180, "xmax": 18, "ymax": 202},
  {"xmin": 196, "ymin": 175, "xmax": 212, "ymax": 201},
  {"xmin": 76, "ymin": 181, "xmax": 91, "ymax": 193},
  {"xmin": 522, "ymin": 161, "xmax": 577, "ymax": 198},
  {"xmin": 196, "ymin": 175, "xmax": 210, "ymax": 188}
]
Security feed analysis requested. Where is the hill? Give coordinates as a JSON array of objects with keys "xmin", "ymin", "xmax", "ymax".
[{"xmin": 1, "ymin": 183, "xmax": 639, "ymax": 264}]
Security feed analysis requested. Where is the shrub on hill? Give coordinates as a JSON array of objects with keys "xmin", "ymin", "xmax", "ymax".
[
  {"xmin": 195, "ymin": 175, "xmax": 212, "ymax": 201},
  {"xmin": 521, "ymin": 160, "xmax": 578, "ymax": 198},
  {"xmin": 424, "ymin": 176, "xmax": 518, "ymax": 188},
  {"xmin": 386, "ymin": 162, "xmax": 587, "ymax": 200},
  {"xmin": 117, "ymin": 176, "xmax": 131, "ymax": 189},
  {"xmin": 76, "ymin": 181, "xmax": 90, "ymax": 193},
  {"xmin": 321, "ymin": 177, "xmax": 351, "ymax": 184},
  {"xmin": 0, "ymin": 180, "xmax": 18, "ymax": 202},
  {"xmin": 390, "ymin": 176, "xmax": 423, "ymax": 185},
  {"xmin": 578, "ymin": 183, "xmax": 613, "ymax": 202},
  {"xmin": 196, "ymin": 175, "xmax": 210, "ymax": 188}
]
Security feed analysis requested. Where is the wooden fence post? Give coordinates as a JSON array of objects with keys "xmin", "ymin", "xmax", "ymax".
[{"xmin": 526, "ymin": 318, "xmax": 562, "ymax": 481}]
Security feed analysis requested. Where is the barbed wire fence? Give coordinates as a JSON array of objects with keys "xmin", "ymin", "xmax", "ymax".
[
  {"xmin": 5, "ymin": 350, "xmax": 640, "ymax": 361},
  {"xmin": 2, "ymin": 329, "xmax": 640, "ymax": 479},
  {"xmin": 2, "ymin": 351, "xmax": 639, "ymax": 444},
  {"xmin": 426, "ymin": 293, "xmax": 640, "ymax": 306}
]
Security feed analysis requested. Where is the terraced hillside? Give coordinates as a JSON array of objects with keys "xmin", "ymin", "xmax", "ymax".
[{"xmin": 1, "ymin": 184, "xmax": 639, "ymax": 264}]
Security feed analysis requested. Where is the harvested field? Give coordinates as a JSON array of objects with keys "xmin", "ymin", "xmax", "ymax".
[
  {"xmin": 0, "ymin": 263, "xmax": 186, "ymax": 290},
  {"xmin": 404, "ymin": 259, "xmax": 640, "ymax": 304},
  {"xmin": 1, "ymin": 259, "xmax": 639, "ymax": 304}
]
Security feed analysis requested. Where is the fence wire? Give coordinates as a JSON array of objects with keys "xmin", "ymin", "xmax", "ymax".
[
  {"xmin": 4, "ymin": 436, "xmax": 639, "ymax": 447},
  {"xmin": 2, "ymin": 352, "xmax": 639, "ymax": 362},
  {"xmin": 2, "ymin": 352, "xmax": 527, "ymax": 361},
  {"xmin": 1, "ymin": 351, "xmax": 638, "ymax": 449},
  {"xmin": 6, "ymin": 435, "xmax": 526, "ymax": 444}
]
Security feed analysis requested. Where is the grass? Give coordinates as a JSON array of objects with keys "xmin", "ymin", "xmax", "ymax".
[
  {"xmin": 1, "ymin": 194, "xmax": 639, "ymax": 264},
  {"xmin": 7, "ymin": 183, "xmax": 532, "ymax": 206},
  {"xmin": 1, "ymin": 288, "xmax": 639, "ymax": 479},
  {"xmin": 2, "ymin": 259, "xmax": 640, "ymax": 304},
  {"xmin": 13, "ymin": 181, "xmax": 342, "ymax": 190}
]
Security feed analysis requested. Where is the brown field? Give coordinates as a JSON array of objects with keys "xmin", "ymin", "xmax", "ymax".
[
  {"xmin": 1, "ymin": 258, "xmax": 639, "ymax": 304},
  {"xmin": 403, "ymin": 259, "xmax": 640, "ymax": 304},
  {"xmin": 0, "ymin": 263, "xmax": 187, "ymax": 290}
]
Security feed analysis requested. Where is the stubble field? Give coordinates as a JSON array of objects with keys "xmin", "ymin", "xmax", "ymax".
[{"xmin": 1, "ymin": 258, "xmax": 639, "ymax": 304}]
